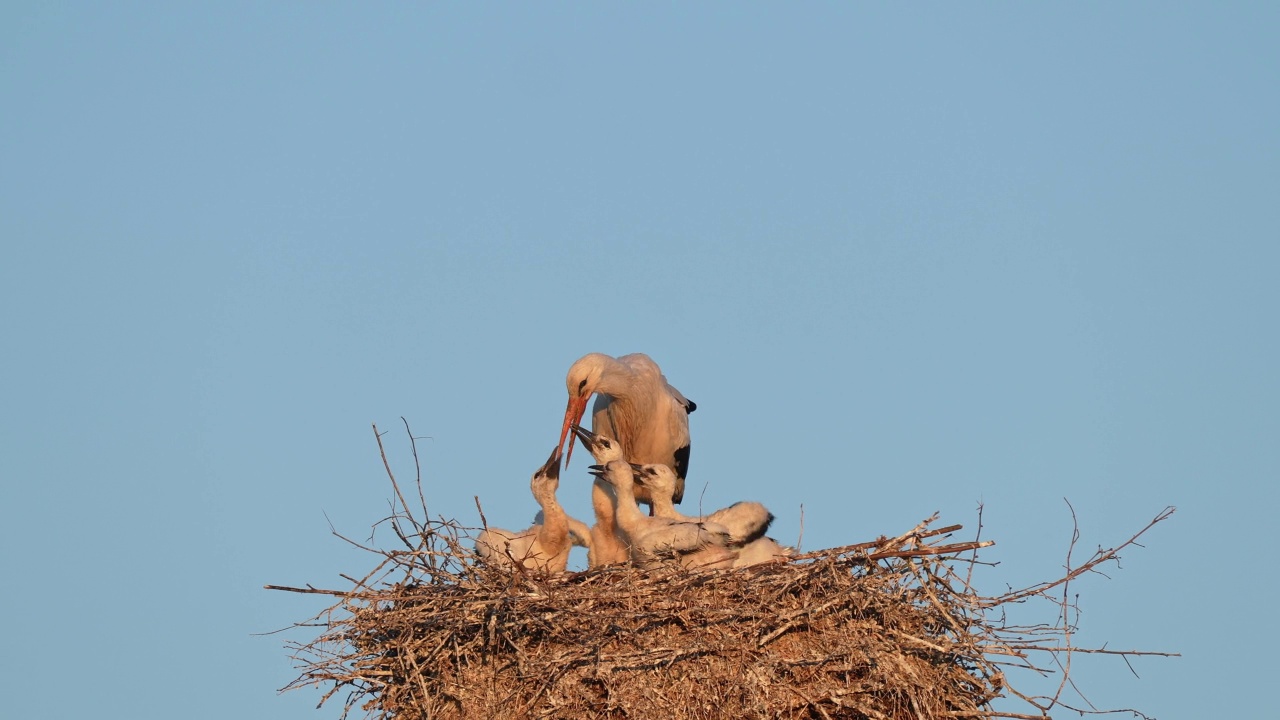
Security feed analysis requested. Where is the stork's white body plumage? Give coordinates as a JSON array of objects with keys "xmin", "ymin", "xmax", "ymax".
[
  {"xmin": 589, "ymin": 460, "xmax": 736, "ymax": 570},
  {"xmin": 559, "ymin": 353, "xmax": 695, "ymax": 506}
]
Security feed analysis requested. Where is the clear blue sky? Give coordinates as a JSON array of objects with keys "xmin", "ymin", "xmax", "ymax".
[{"xmin": 2, "ymin": 4, "xmax": 1275, "ymax": 718}]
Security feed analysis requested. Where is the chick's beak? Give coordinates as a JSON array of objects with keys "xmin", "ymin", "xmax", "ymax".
[{"xmin": 539, "ymin": 446, "xmax": 562, "ymax": 480}]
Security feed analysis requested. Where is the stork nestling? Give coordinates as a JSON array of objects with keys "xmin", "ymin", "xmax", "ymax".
[
  {"xmin": 588, "ymin": 460, "xmax": 736, "ymax": 570},
  {"xmin": 570, "ymin": 423, "xmax": 631, "ymax": 567},
  {"xmin": 629, "ymin": 462, "xmax": 774, "ymax": 545},
  {"xmin": 474, "ymin": 447, "xmax": 583, "ymax": 574},
  {"xmin": 631, "ymin": 462, "xmax": 792, "ymax": 568}
]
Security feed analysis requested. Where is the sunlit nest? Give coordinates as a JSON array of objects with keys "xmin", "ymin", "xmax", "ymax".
[{"xmin": 267, "ymin": 421, "xmax": 1176, "ymax": 720}]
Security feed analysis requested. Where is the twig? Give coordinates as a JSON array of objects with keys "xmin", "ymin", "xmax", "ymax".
[
  {"xmin": 264, "ymin": 584, "xmax": 377, "ymax": 599},
  {"xmin": 992, "ymin": 507, "xmax": 1175, "ymax": 606},
  {"xmin": 796, "ymin": 502, "xmax": 804, "ymax": 553},
  {"xmin": 966, "ymin": 502, "xmax": 986, "ymax": 589},
  {"xmin": 371, "ymin": 422, "xmax": 419, "ymax": 544},
  {"xmin": 401, "ymin": 416, "xmax": 432, "ymax": 523}
]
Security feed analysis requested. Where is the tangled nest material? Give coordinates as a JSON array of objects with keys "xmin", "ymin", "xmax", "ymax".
[{"xmin": 268, "ymin": 422, "xmax": 1175, "ymax": 720}]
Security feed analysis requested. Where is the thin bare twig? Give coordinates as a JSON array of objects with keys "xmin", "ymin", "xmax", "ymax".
[{"xmin": 992, "ymin": 506, "xmax": 1175, "ymax": 606}]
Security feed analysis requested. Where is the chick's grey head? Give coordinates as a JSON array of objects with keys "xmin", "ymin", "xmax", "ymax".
[
  {"xmin": 571, "ymin": 423, "xmax": 624, "ymax": 463},
  {"xmin": 587, "ymin": 459, "xmax": 635, "ymax": 488},
  {"xmin": 635, "ymin": 464, "xmax": 678, "ymax": 495}
]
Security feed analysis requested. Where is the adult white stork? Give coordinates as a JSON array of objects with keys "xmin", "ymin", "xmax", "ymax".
[{"xmin": 558, "ymin": 352, "xmax": 696, "ymax": 506}]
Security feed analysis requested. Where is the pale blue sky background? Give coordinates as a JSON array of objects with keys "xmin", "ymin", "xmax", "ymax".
[{"xmin": 2, "ymin": 4, "xmax": 1276, "ymax": 718}]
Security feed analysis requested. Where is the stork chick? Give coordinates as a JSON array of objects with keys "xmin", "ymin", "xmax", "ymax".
[
  {"xmin": 631, "ymin": 463, "xmax": 774, "ymax": 545},
  {"xmin": 632, "ymin": 463, "xmax": 792, "ymax": 568},
  {"xmin": 571, "ymin": 424, "xmax": 631, "ymax": 567},
  {"xmin": 474, "ymin": 447, "xmax": 580, "ymax": 574},
  {"xmin": 589, "ymin": 460, "xmax": 736, "ymax": 570}
]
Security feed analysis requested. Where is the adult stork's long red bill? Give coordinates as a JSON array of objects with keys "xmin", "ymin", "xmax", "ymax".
[{"xmin": 557, "ymin": 352, "xmax": 696, "ymax": 506}]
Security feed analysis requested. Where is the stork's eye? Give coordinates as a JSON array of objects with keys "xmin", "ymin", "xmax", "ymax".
[{"xmin": 577, "ymin": 378, "xmax": 588, "ymax": 392}]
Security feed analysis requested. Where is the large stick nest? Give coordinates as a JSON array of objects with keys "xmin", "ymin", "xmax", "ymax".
[{"xmin": 269, "ymin": 422, "xmax": 1176, "ymax": 720}]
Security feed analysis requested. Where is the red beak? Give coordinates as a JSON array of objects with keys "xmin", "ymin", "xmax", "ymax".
[{"xmin": 558, "ymin": 395, "xmax": 589, "ymax": 469}]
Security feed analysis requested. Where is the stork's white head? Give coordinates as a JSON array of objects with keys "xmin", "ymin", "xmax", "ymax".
[
  {"xmin": 559, "ymin": 353, "xmax": 611, "ymax": 468},
  {"xmin": 565, "ymin": 353, "xmax": 610, "ymax": 397}
]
